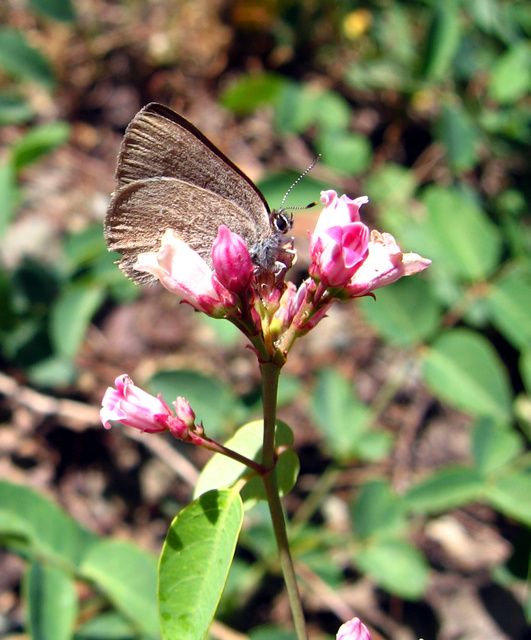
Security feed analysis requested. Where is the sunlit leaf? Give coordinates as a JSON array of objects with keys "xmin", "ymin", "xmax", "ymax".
[{"xmin": 158, "ymin": 489, "xmax": 243, "ymax": 640}]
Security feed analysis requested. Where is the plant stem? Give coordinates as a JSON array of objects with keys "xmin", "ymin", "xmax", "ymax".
[{"xmin": 260, "ymin": 362, "xmax": 308, "ymax": 640}]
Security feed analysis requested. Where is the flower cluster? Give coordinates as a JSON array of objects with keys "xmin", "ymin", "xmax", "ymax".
[
  {"xmin": 101, "ymin": 190, "xmax": 430, "ymax": 432},
  {"xmin": 130, "ymin": 190, "xmax": 430, "ymax": 351}
]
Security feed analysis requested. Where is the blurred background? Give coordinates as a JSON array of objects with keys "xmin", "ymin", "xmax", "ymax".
[{"xmin": 0, "ymin": 1, "xmax": 530, "ymax": 639}]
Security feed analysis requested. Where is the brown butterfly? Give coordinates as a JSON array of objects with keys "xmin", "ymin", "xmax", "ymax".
[{"xmin": 104, "ymin": 103, "xmax": 293, "ymax": 284}]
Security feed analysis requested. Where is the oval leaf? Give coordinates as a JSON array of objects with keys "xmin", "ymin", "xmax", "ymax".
[
  {"xmin": 360, "ymin": 276, "xmax": 441, "ymax": 347},
  {"xmin": 423, "ymin": 329, "xmax": 512, "ymax": 421},
  {"xmin": 25, "ymin": 562, "xmax": 78, "ymax": 640},
  {"xmin": 0, "ymin": 480, "xmax": 96, "ymax": 568},
  {"xmin": 50, "ymin": 283, "xmax": 105, "ymax": 358},
  {"xmin": 159, "ymin": 489, "xmax": 244, "ymax": 640},
  {"xmin": 357, "ymin": 539, "xmax": 429, "ymax": 599},
  {"xmin": 80, "ymin": 539, "xmax": 159, "ymax": 638},
  {"xmin": 486, "ymin": 469, "xmax": 531, "ymax": 527},
  {"xmin": 0, "ymin": 28, "xmax": 55, "ymax": 88},
  {"xmin": 403, "ymin": 466, "xmax": 485, "ymax": 513},
  {"xmin": 352, "ymin": 480, "xmax": 405, "ymax": 540}
]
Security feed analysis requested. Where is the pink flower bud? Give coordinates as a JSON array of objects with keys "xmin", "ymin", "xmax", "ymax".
[
  {"xmin": 173, "ymin": 396, "xmax": 196, "ymax": 428},
  {"xmin": 212, "ymin": 225, "xmax": 254, "ymax": 294},
  {"xmin": 100, "ymin": 375, "xmax": 173, "ymax": 433},
  {"xmin": 134, "ymin": 230, "xmax": 234, "ymax": 316},
  {"xmin": 336, "ymin": 617, "xmax": 371, "ymax": 640},
  {"xmin": 309, "ymin": 191, "xmax": 370, "ymax": 288}
]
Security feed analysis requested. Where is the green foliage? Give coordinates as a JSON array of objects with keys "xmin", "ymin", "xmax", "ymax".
[
  {"xmin": 194, "ymin": 421, "xmax": 299, "ymax": 506},
  {"xmin": 0, "ymin": 28, "xmax": 55, "ymax": 88},
  {"xmin": 0, "ymin": 481, "xmax": 159, "ymax": 639},
  {"xmin": 158, "ymin": 489, "xmax": 243, "ymax": 640},
  {"xmin": 311, "ymin": 368, "xmax": 392, "ymax": 462}
]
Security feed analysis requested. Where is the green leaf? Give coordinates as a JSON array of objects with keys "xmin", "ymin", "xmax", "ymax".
[
  {"xmin": 310, "ymin": 368, "xmax": 373, "ymax": 461},
  {"xmin": 12, "ymin": 121, "xmax": 70, "ymax": 172},
  {"xmin": 0, "ymin": 158, "xmax": 17, "ymax": 236},
  {"xmin": 472, "ymin": 418, "xmax": 523, "ymax": 475},
  {"xmin": 193, "ymin": 420, "xmax": 298, "ymax": 506},
  {"xmin": 422, "ymin": 1, "xmax": 460, "ymax": 80},
  {"xmin": 28, "ymin": 0, "xmax": 75, "ymax": 22},
  {"xmin": 360, "ymin": 276, "xmax": 441, "ymax": 347},
  {"xmin": 486, "ymin": 267, "xmax": 531, "ymax": 349},
  {"xmin": 356, "ymin": 539, "xmax": 429, "ymax": 599},
  {"xmin": 75, "ymin": 611, "xmax": 139, "ymax": 639},
  {"xmin": 403, "ymin": 466, "xmax": 485, "ymax": 513},
  {"xmin": 80, "ymin": 539, "xmax": 159, "ymax": 639},
  {"xmin": 63, "ymin": 224, "xmax": 108, "ymax": 274},
  {"xmin": 352, "ymin": 480, "xmax": 405, "ymax": 540},
  {"xmin": 437, "ymin": 103, "xmax": 479, "ymax": 173},
  {"xmin": 28, "ymin": 355, "xmax": 78, "ymax": 389},
  {"xmin": 274, "ymin": 84, "xmax": 351, "ymax": 135},
  {"xmin": 356, "ymin": 430, "xmax": 394, "ymax": 462},
  {"xmin": 158, "ymin": 489, "xmax": 243, "ymax": 640},
  {"xmin": 25, "ymin": 562, "xmax": 78, "ymax": 640},
  {"xmin": 316, "ymin": 129, "xmax": 372, "ymax": 176},
  {"xmin": 521, "ymin": 349, "xmax": 531, "ymax": 395},
  {"xmin": 0, "ymin": 28, "xmax": 55, "ymax": 88},
  {"xmin": 488, "ymin": 42, "xmax": 531, "ymax": 104},
  {"xmin": 423, "ymin": 329, "xmax": 512, "ymax": 422},
  {"xmin": 249, "ymin": 626, "xmax": 298, "ymax": 640},
  {"xmin": 0, "ymin": 480, "xmax": 96, "ymax": 568},
  {"xmin": 49, "ymin": 283, "xmax": 105, "ymax": 358},
  {"xmin": 146, "ymin": 369, "xmax": 241, "ymax": 436},
  {"xmin": 0, "ymin": 93, "xmax": 34, "ymax": 124},
  {"xmin": 0, "ymin": 268, "xmax": 16, "ymax": 331},
  {"xmin": 220, "ymin": 72, "xmax": 286, "ymax": 115},
  {"xmin": 364, "ymin": 163, "xmax": 419, "ymax": 207},
  {"xmin": 486, "ymin": 469, "xmax": 531, "ymax": 526},
  {"xmin": 421, "ymin": 186, "xmax": 502, "ymax": 282}
]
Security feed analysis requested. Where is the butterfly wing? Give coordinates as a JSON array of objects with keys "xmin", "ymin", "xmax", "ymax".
[
  {"xmin": 113, "ymin": 103, "xmax": 270, "ymax": 224},
  {"xmin": 106, "ymin": 177, "xmax": 264, "ymax": 283}
]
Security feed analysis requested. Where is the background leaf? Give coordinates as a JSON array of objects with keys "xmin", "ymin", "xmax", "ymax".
[
  {"xmin": 0, "ymin": 28, "xmax": 55, "ymax": 87},
  {"xmin": 423, "ymin": 329, "xmax": 512, "ymax": 422},
  {"xmin": 25, "ymin": 562, "xmax": 78, "ymax": 640}
]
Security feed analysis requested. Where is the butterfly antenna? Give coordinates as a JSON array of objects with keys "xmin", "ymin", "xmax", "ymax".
[{"xmin": 279, "ymin": 155, "xmax": 322, "ymax": 213}]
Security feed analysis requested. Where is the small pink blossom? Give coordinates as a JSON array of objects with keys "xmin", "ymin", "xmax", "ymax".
[
  {"xmin": 100, "ymin": 375, "xmax": 199, "ymax": 441},
  {"xmin": 100, "ymin": 374, "xmax": 174, "ymax": 433},
  {"xmin": 345, "ymin": 230, "xmax": 431, "ymax": 298},
  {"xmin": 212, "ymin": 225, "xmax": 254, "ymax": 294},
  {"xmin": 336, "ymin": 617, "xmax": 371, "ymax": 640},
  {"xmin": 309, "ymin": 191, "xmax": 370, "ymax": 287},
  {"xmin": 134, "ymin": 230, "xmax": 234, "ymax": 316}
]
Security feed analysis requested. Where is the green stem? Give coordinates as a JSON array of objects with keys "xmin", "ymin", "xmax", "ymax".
[
  {"xmin": 260, "ymin": 362, "xmax": 308, "ymax": 640},
  {"xmin": 198, "ymin": 438, "xmax": 264, "ymax": 475}
]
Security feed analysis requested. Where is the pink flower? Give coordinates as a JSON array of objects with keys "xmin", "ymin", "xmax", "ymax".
[
  {"xmin": 345, "ymin": 230, "xmax": 431, "ymax": 298},
  {"xmin": 336, "ymin": 617, "xmax": 371, "ymax": 640},
  {"xmin": 212, "ymin": 225, "xmax": 254, "ymax": 294},
  {"xmin": 100, "ymin": 374, "xmax": 175, "ymax": 433},
  {"xmin": 134, "ymin": 230, "xmax": 234, "ymax": 316},
  {"xmin": 309, "ymin": 191, "xmax": 370, "ymax": 287},
  {"xmin": 100, "ymin": 375, "xmax": 198, "ymax": 440}
]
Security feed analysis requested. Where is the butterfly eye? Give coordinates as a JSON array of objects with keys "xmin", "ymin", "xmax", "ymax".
[{"xmin": 273, "ymin": 211, "xmax": 293, "ymax": 234}]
